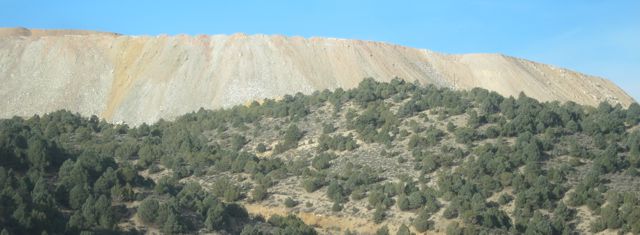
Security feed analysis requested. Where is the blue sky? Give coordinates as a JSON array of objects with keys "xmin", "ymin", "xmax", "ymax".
[{"xmin": 2, "ymin": 0, "xmax": 638, "ymax": 102}]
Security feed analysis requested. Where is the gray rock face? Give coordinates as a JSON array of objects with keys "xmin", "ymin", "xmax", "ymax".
[{"xmin": 0, "ymin": 28, "xmax": 635, "ymax": 125}]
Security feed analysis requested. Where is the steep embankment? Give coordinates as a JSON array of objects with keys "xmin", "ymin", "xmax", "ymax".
[{"xmin": 0, "ymin": 28, "xmax": 634, "ymax": 124}]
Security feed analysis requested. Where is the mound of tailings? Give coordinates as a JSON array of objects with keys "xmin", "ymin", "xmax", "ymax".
[{"xmin": 0, "ymin": 28, "xmax": 634, "ymax": 124}]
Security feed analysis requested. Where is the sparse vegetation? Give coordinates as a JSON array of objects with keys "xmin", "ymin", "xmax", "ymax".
[{"xmin": 1, "ymin": 78, "xmax": 639, "ymax": 234}]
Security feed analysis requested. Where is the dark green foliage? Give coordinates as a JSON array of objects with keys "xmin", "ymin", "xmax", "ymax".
[
  {"xmin": 627, "ymin": 103, "xmax": 640, "ymax": 125},
  {"xmin": 368, "ymin": 189, "xmax": 393, "ymax": 208},
  {"xmin": 442, "ymin": 206, "xmax": 458, "ymax": 219},
  {"xmin": 317, "ymin": 133, "xmax": 358, "ymax": 151},
  {"xmin": 373, "ymin": 206, "xmax": 386, "ymax": 223},
  {"xmin": 454, "ymin": 127, "xmax": 476, "ymax": 144},
  {"xmin": 231, "ymin": 134, "xmax": 247, "ymax": 151},
  {"xmin": 413, "ymin": 209, "xmax": 434, "ymax": 232},
  {"xmin": 110, "ymin": 183, "xmax": 134, "ymax": 202},
  {"xmin": 467, "ymin": 110, "xmax": 485, "ymax": 128},
  {"xmin": 581, "ymin": 102, "xmax": 626, "ymax": 135},
  {"xmin": 397, "ymin": 194, "xmax": 410, "ymax": 211},
  {"xmin": 223, "ymin": 186, "xmax": 242, "ymax": 202},
  {"xmin": 267, "ymin": 214, "xmax": 317, "ymax": 235},
  {"xmin": 497, "ymin": 194, "xmax": 513, "ymax": 205},
  {"xmin": 327, "ymin": 180, "xmax": 346, "ymax": 203},
  {"xmin": 284, "ymin": 125, "xmax": 304, "ymax": 144},
  {"xmin": 351, "ymin": 102, "xmax": 399, "ymax": 144},
  {"xmin": 138, "ymin": 198, "xmax": 160, "ymax": 224},
  {"xmin": 312, "ymin": 153, "xmax": 335, "ymax": 170},
  {"xmin": 523, "ymin": 212, "xmax": 553, "ymax": 235},
  {"xmin": 407, "ymin": 127, "xmax": 443, "ymax": 149},
  {"xmin": 252, "ymin": 185, "xmax": 268, "ymax": 202},
  {"xmin": 114, "ymin": 140, "xmax": 139, "ymax": 160},
  {"xmin": 628, "ymin": 130, "xmax": 640, "ymax": 167},
  {"xmin": 412, "ymin": 150, "xmax": 443, "ymax": 174},
  {"xmin": 302, "ymin": 177, "xmax": 325, "ymax": 193},
  {"xmin": 2, "ymin": 78, "xmax": 640, "ymax": 235},
  {"xmin": 353, "ymin": 78, "xmax": 400, "ymax": 107},
  {"xmin": 398, "ymin": 191, "xmax": 432, "ymax": 211},
  {"xmin": 204, "ymin": 202, "xmax": 226, "ymax": 230},
  {"xmin": 331, "ymin": 202, "xmax": 343, "ymax": 212},
  {"xmin": 284, "ymin": 197, "xmax": 298, "ymax": 208},
  {"xmin": 155, "ymin": 175, "xmax": 177, "ymax": 194},
  {"xmin": 342, "ymin": 229, "xmax": 356, "ymax": 235},
  {"xmin": 396, "ymin": 224, "xmax": 412, "ymax": 235},
  {"xmin": 274, "ymin": 125, "xmax": 303, "ymax": 154},
  {"xmin": 445, "ymin": 222, "xmax": 463, "ymax": 235},
  {"xmin": 68, "ymin": 194, "xmax": 115, "ymax": 231},
  {"xmin": 350, "ymin": 187, "xmax": 367, "ymax": 201},
  {"xmin": 162, "ymin": 209, "xmax": 184, "ymax": 234},
  {"xmin": 484, "ymin": 126, "xmax": 500, "ymax": 138},
  {"xmin": 0, "ymin": 101, "xmax": 314, "ymax": 234},
  {"xmin": 95, "ymin": 195, "xmax": 115, "ymax": 229},
  {"xmin": 69, "ymin": 185, "xmax": 90, "ymax": 210},
  {"xmin": 211, "ymin": 177, "xmax": 242, "ymax": 202},
  {"xmin": 446, "ymin": 122, "xmax": 456, "ymax": 132},
  {"xmin": 375, "ymin": 225, "xmax": 389, "ymax": 235},
  {"xmin": 567, "ymin": 171, "xmax": 605, "ymax": 210},
  {"xmin": 322, "ymin": 122, "xmax": 336, "ymax": 134},
  {"xmin": 255, "ymin": 143, "xmax": 267, "ymax": 153},
  {"xmin": 587, "ymin": 192, "xmax": 640, "ymax": 234}
]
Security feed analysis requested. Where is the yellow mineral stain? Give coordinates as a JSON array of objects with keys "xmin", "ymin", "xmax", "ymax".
[{"xmin": 102, "ymin": 38, "xmax": 146, "ymax": 120}]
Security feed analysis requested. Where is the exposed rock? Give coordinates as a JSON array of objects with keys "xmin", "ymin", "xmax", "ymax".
[{"xmin": 0, "ymin": 28, "xmax": 634, "ymax": 125}]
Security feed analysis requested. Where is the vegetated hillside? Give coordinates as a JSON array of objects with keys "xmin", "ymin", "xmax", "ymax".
[
  {"xmin": 0, "ymin": 27, "xmax": 635, "ymax": 125},
  {"xmin": 1, "ymin": 79, "xmax": 640, "ymax": 235}
]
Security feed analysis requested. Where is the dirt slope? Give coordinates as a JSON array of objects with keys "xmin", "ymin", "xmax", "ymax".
[{"xmin": 0, "ymin": 28, "xmax": 634, "ymax": 124}]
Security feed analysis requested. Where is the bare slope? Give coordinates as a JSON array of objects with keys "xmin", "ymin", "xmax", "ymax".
[{"xmin": 0, "ymin": 28, "xmax": 634, "ymax": 124}]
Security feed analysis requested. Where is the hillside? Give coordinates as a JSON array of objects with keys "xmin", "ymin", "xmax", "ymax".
[
  {"xmin": 0, "ymin": 27, "xmax": 635, "ymax": 125},
  {"xmin": 1, "ymin": 79, "xmax": 639, "ymax": 234}
]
